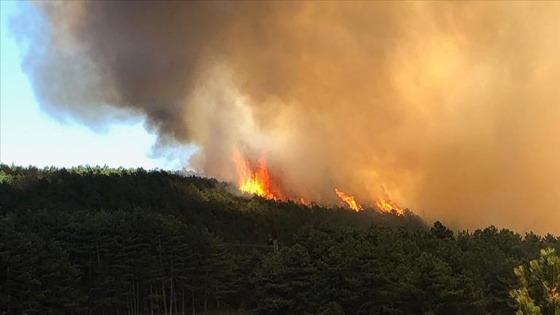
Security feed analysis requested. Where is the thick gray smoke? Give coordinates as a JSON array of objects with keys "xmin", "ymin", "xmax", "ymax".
[{"xmin": 11, "ymin": 1, "xmax": 560, "ymax": 233}]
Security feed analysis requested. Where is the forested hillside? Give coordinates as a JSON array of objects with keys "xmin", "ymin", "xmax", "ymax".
[{"xmin": 1, "ymin": 165, "xmax": 559, "ymax": 315}]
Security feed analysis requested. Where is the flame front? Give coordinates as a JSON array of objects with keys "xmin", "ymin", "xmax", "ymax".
[
  {"xmin": 375, "ymin": 198, "xmax": 404, "ymax": 216},
  {"xmin": 335, "ymin": 189, "xmax": 363, "ymax": 211},
  {"xmin": 232, "ymin": 148, "xmax": 276, "ymax": 200},
  {"xmin": 232, "ymin": 148, "xmax": 403, "ymax": 213}
]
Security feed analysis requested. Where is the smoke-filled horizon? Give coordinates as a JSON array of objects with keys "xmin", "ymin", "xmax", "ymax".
[{"xmin": 12, "ymin": 2, "xmax": 560, "ymax": 233}]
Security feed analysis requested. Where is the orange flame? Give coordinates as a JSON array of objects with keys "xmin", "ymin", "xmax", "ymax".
[
  {"xmin": 334, "ymin": 189, "xmax": 363, "ymax": 211},
  {"xmin": 375, "ymin": 198, "xmax": 404, "ymax": 216},
  {"xmin": 232, "ymin": 148, "xmax": 404, "ymax": 214},
  {"xmin": 297, "ymin": 197, "xmax": 311, "ymax": 206},
  {"xmin": 232, "ymin": 148, "xmax": 276, "ymax": 200}
]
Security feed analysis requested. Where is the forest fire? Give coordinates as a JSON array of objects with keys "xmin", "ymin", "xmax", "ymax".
[
  {"xmin": 232, "ymin": 148, "xmax": 277, "ymax": 200},
  {"xmin": 232, "ymin": 149, "xmax": 404, "ymax": 214},
  {"xmin": 335, "ymin": 189, "xmax": 363, "ymax": 211}
]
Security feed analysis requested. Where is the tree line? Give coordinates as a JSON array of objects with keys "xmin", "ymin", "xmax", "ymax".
[{"xmin": 0, "ymin": 165, "xmax": 558, "ymax": 314}]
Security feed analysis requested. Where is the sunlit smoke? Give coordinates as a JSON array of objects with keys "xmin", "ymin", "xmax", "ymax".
[{"xmin": 11, "ymin": 1, "xmax": 560, "ymax": 233}]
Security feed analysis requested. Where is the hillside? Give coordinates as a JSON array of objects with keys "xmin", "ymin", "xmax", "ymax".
[{"xmin": 1, "ymin": 165, "xmax": 559, "ymax": 315}]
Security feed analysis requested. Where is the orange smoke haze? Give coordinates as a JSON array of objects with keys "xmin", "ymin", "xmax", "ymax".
[{"xmin": 12, "ymin": 2, "xmax": 560, "ymax": 233}]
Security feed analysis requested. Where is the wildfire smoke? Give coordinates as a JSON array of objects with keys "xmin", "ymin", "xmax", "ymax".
[{"xmin": 11, "ymin": 2, "xmax": 560, "ymax": 233}]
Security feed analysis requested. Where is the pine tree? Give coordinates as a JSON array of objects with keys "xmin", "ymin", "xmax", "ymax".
[{"xmin": 510, "ymin": 248, "xmax": 560, "ymax": 315}]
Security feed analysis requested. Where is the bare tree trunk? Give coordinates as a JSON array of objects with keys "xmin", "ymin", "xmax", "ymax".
[
  {"xmin": 6, "ymin": 265, "xmax": 10, "ymax": 315},
  {"xmin": 97, "ymin": 240, "xmax": 102, "ymax": 315},
  {"xmin": 204, "ymin": 271, "xmax": 208, "ymax": 313},
  {"xmin": 173, "ymin": 283, "xmax": 178, "ymax": 315},
  {"xmin": 136, "ymin": 278, "xmax": 140, "ymax": 315},
  {"xmin": 130, "ymin": 281, "xmax": 134, "ymax": 315},
  {"xmin": 169, "ymin": 278, "xmax": 173, "ymax": 315},
  {"xmin": 162, "ymin": 279, "xmax": 167, "ymax": 315},
  {"xmin": 160, "ymin": 239, "xmax": 167, "ymax": 315},
  {"xmin": 135, "ymin": 279, "xmax": 139, "ymax": 315},
  {"xmin": 182, "ymin": 286, "xmax": 185, "ymax": 315},
  {"xmin": 96, "ymin": 240, "xmax": 101, "ymax": 265},
  {"xmin": 150, "ymin": 284, "xmax": 154, "ymax": 315},
  {"xmin": 88, "ymin": 256, "xmax": 92, "ymax": 315},
  {"xmin": 216, "ymin": 285, "xmax": 220, "ymax": 308},
  {"xmin": 191, "ymin": 289, "xmax": 196, "ymax": 315}
]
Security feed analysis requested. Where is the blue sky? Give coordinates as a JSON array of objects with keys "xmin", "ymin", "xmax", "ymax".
[{"xmin": 0, "ymin": 1, "xmax": 186, "ymax": 170}]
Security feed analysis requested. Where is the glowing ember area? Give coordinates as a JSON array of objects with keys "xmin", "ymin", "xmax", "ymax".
[
  {"xmin": 335, "ymin": 189, "xmax": 363, "ymax": 211},
  {"xmin": 297, "ymin": 197, "xmax": 311, "ymax": 206},
  {"xmin": 375, "ymin": 199, "xmax": 404, "ymax": 216},
  {"xmin": 232, "ymin": 149, "xmax": 276, "ymax": 200}
]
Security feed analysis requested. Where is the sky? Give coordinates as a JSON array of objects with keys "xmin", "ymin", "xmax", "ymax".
[{"xmin": 0, "ymin": 1, "xmax": 184, "ymax": 170}]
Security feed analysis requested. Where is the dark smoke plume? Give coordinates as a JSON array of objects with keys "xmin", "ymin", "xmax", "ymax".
[{"xmin": 11, "ymin": 1, "xmax": 560, "ymax": 233}]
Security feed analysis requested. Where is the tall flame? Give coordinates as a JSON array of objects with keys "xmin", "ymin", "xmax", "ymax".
[
  {"xmin": 232, "ymin": 148, "xmax": 276, "ymax": 200},
  {"xmin": 374, "ymin": 185, "xmax": 404, "ymax": 215},
  {"xmin": 335, "ymin": 189, "xmax": 363, "ymax": 211},
  {"xmin": 232, "ymin": 148, "xmax": 404, "ymax": 214},
  {"xmin": 375, "ymin": 198, "xmax": 404, "ymax": 216}
]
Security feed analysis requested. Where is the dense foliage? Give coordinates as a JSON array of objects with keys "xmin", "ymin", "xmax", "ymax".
[
  {"xmin": 1, "ymin": 165, "xmax": 559, "ymax": 315},
  {"xmin": 510, "ymin": 248, "xmax": 560, "ymax": 315}
]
